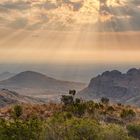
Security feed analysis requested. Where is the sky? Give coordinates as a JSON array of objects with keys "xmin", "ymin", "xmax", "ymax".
[{"xmin": 0, "ymin": 0, "xmax": 140, "ymax": 82}]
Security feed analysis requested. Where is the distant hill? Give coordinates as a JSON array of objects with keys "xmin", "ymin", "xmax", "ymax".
[
  {"xmin": 78, "ymin": 68, "xmax": 140, "ymax": 106},
  {"xmin": 0, "ymin": 71, "xmax": 86, "ymax": 98},
  {"xmin": 0, "ymin": 89, "xmax": 43, "ymax": 107},
  {"xmin": 0, "ymin": 72, "xmax": 15, "ymax": 81}
]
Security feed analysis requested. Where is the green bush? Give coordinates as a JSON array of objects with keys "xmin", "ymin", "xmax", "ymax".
[
  {"xmin": 101, "ymin": 124, "xmax": 135, "ymax": 140},
  {"xmin": 127, "ymin": 124, "xmax": 140, "ymax": 139},
  {"xmin": 0, "ymin": 117, "xmax": 43, "ymax": 140},
  {"xmin": 12, "ymin": 104, "xmax": 23, "ymax": 118},
  {"xmin": 44, "ymin": 113, "xmax": 101, "ymax": 140}
]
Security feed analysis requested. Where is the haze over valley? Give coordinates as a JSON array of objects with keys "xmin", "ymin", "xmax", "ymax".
[{"xmin": 0, "ymin": 0, "xmax": 140, "ymax": 105}]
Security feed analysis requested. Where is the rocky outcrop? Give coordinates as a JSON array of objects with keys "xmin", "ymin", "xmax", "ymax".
[{"xmin": 79, "ymin": 68, "xmax": 140, "ymax": 106}]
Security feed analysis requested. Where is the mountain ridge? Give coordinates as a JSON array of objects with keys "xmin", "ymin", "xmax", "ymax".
[
  {"xmin": 0, "ymin": 71, "xmax": 86, "ymax": 98},
  {"xmin": 78, "ymin": 68, "xmax": 140, "ymax": 106}
]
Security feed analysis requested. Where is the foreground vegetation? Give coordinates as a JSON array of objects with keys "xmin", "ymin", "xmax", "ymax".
[{"xmin": 0, "ymin": 90, "xmax": 140, "ymax": 140}]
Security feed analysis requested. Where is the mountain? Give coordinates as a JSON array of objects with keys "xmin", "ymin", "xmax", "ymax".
[
  {"xmin": 0, "ymin": 89, "xmax": 43, "ymax": 107},
  {"xmin": 78, "ymin": 68, "xmax": 140, "ymax": 106},
  {"xmin": 0, "ymin": 71, "xmax": 86, "ymax": 100},
  {"xmin": 0, "ymin": 72, "xmax": 15, "ymax": 81}
]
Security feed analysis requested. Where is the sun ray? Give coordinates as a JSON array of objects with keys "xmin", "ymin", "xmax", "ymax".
[{"xmin": 0, "ymin": 0, "xmax": 140, "ymax": 67}]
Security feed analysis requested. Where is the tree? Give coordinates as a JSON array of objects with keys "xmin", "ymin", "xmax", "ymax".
[
  {"xmin": 69, "ymin": 90, "xmax": 76, "ymax": 96},
  {"xmin": 12, "ymin": 104, "xmax": 23, "ymax": 118},
  {"xmin": 101, "ymin": 97, "xmax": 109, "ymax": 104},
  {"xmin": 61, "ymin": 90, "xmax": 77, "ymax": 105}
]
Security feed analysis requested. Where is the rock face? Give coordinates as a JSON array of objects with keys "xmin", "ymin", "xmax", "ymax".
[{"xmin": 79, "ymin": 68, "xmax": 140, "ymax": 106}]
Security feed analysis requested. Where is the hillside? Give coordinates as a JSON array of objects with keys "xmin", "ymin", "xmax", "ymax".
[
  {"xmin": 0, "ymin": 97, "xmax": 139, "ymax": 140},
  {"xmin": 0, "ymin": 72, "xmax": 15, "ymax": 81},
  {"xmin": 0, "ymin": 71, "xmax": 86, "ymax": 101},
  {"xmin": 0, "ymin": 89, "xmax": 43, "ymax": 107},
  {"xmin": 78, "ymin": 68, "xmax": 140, "ymax": 106}
]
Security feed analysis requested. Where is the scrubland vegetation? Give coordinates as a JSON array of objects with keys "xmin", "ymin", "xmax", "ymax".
[{"xmin": 0, "ymin": 90, "xmax": 140, "ymax": 140}]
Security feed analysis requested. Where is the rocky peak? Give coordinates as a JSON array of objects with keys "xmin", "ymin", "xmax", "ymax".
[
  {"xmin": 102, "ymin": 70, "xmax": 122, "ymax": 77},
  {"xmin": 127, "ymin": 68, "xmax": 140, "ymax": 76},
  {"xmin": 88, "ymin": 70, "xmax": 122, "ymax": 88},
  {"xmin": 80, "ymin": 68, "xmax": 140, "ymax": 106}
]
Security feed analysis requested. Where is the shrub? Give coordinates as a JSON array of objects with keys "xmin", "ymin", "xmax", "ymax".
[
  {"xmin": 61, "ymin": 90, "xmax": 77, "ymax": 105},
  {"xmin": 12, "ymin": 104, "xmax": 23, "ymax": 118},
  {"xmin": 73, "ymin": 103, "xmax": 86, "ymax": 117},
  {"xmin": 101, "ymin": 97, "xmax": 109, "ymax": 105},
  {"xmin": 75, "ymin": 98, "xmax": 81, "ymax": 104},
  {"xmin": 0, "ymin": 117, "xmax": 43, "ymax": 140},
  {"xmin": 127, "ymin": 124, "xmax": 140, "ymax": 139},
  {"xmin": 61, "ymin": 95, "xmax": 74, "ymax": 105},
  {"xmin": 101, "ymin": 124, "xmax": 134, "ymax": 140},
  {"xmin": 117, "ymin": 103, "xmax": 122, "ymax": 106},
  {"xmin": 120, "ymin": 109, "xmax": 136, "ymax": 120},
  {"xmin": 107, "ymin": 106, "xmax": 115, "ymax": 112},
  {"xmin": 69, "ymin": 90, "xmax": 76, "ymax": 96},
  {"xmin": 44, "ymin": 114, "xmax": 101, "ymax": 140},
  {"xmin": 85, "ymin": 101, "xmax": 96, "ymax": 114}
]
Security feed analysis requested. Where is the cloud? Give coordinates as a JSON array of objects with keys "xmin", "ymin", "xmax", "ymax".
[
  {"xmin": 8, "ymin": 18, "xmax": 28, "ymax": 29},
  {"xmin": 0, "ymin": 1, "xmax": 30, "ymax": 11},
  {"xmin": 0, "ymin": 0, "xmax": 140, "ymax": 32}
]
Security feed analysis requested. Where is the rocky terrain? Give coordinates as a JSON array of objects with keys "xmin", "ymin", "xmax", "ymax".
[
  {"xmin": 79, "ymin": 68, "xmax": 140, "ymax": 106},
  {"xmin": 0, "ymin": 89, "xmax": 42, "ymax": 107}
]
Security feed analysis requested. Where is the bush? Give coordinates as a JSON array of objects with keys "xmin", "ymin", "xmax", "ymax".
[
  {"xmin": 69, "ymin": 90, "xmax": 76, "ymax": 96},
  {"xmin": 44, "ymin": 114, "xmax": 101, "ymax": 140},
  {"xmin": 12, "ymin": 104, "xmax": 23, "ymax": 118},
  {"xmin": 61, "ymin": 90, "xmax": 77, "ymax": 105},
  {"xmin": 107, "ymin": 106, "xmax": 115, "ymax": 112},
  {"xmin": 101, "ymin": 124, "xmax": 134, "ymax": 140},
  {"xmin": 0, "ymin": 117, "xmax": 43, "ymax": 140},
  {"xmin": 61, "ymin": 95, "xmax": 74, "ymax": 105},
  {"xmin": 73, "ymin": 103, "xmax": 86, "ymax": 117},
  {"xmin": 101, "ymin": 97, "xmax": 109, "ymax": 105},
  {"xmin": 127, "ymin": 124, "xmax": 140, "ymax": 139},
  {"xmin": 120, "ymin": 109, "xmax": 136, "ymax": 120}
]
